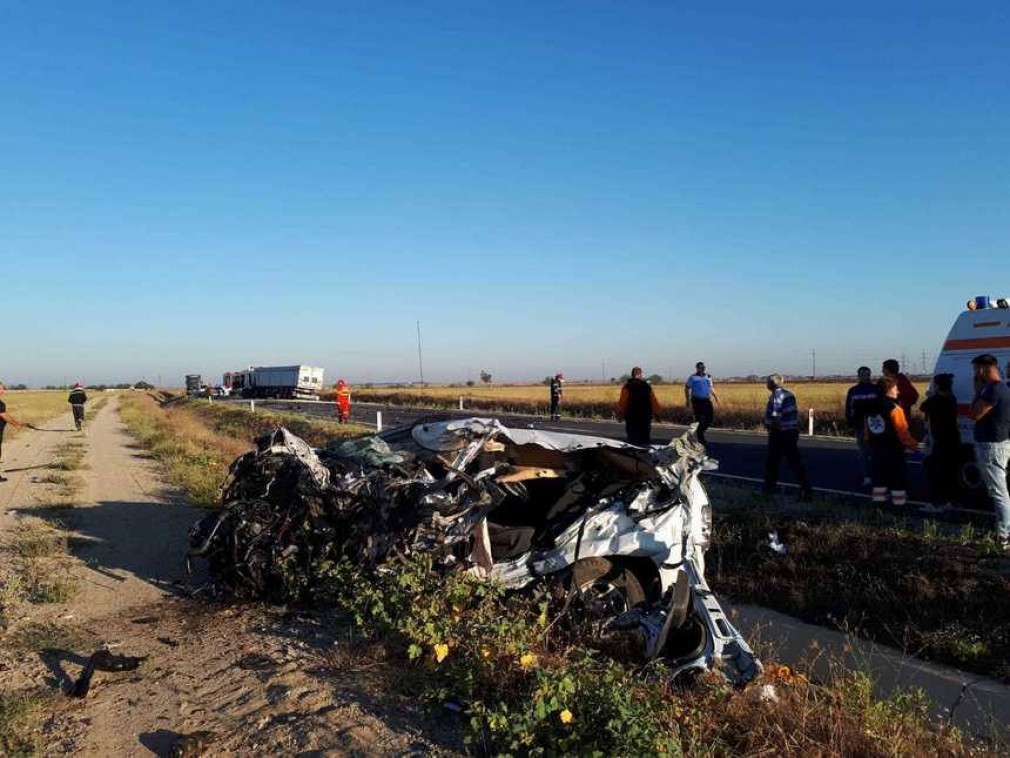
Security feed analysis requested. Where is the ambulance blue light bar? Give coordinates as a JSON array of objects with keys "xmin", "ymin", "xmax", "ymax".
[{"xmin": 967, "ymin": 295, "xmax": 1010, "ymax": 310}]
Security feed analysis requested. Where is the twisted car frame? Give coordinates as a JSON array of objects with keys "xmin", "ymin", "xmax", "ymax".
[{"xmin": 189, "ymin": 417, "xmax": 761, "ymax": 686}]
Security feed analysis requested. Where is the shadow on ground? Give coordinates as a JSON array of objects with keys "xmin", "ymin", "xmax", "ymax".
[{"xmin": 18, "ymin": 498, "xmax": 209, "ymax": 591}]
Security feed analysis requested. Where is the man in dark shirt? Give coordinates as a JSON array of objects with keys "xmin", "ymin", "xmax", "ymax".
[
  {"xmin": 549, "ymin": 374, "xmax": 564, "ymax": 421},
  {"xmin": 68, "ymin": 382, "xmax": 88, "ymax": 431},
  {"xmin": 617, "ymin": 367, "xmax": 661, "ymax": 446},
  {"xmin": 970, "ymin": 354, "xmax": 1010, "ymax": 548},
  {"xmin": 0, "ymin": 382, "xmax": 25, "ymax": 482},
  {"xmin": 845, "ymin": 366, "xmax": 877, "ymax": 487},
  {"xmin": 919, "ymin": 373, "xmax": 961, "ymax": 513},
  {"xmin": 882, "ymin": 359, "xmax": 919, "ymax": 421}
]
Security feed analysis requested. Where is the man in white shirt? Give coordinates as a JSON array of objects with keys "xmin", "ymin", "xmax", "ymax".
[{"xmin": 685, "ymin": 362, "xmax": 719, "ymax": 445}]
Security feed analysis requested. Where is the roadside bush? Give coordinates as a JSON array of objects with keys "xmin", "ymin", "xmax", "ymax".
[{"xmin": 316, "ymin": 554, "xmax": 978, "ymax": 756}]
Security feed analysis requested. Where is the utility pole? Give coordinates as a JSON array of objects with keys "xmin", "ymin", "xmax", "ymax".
[
  {"xmin": 921, "ymin": 350, "xmax": 928, "ymax": 374},
  {"xmin": 811, "ymin": 349, "xmax": 816, "ymax": 380},
  {"xmin": 416, "ymin": 320, "xmax": 425, "ymax": 387},
  {"xmin": 602, "ymin": 359, "xmax": 606, "ymax": 383}
]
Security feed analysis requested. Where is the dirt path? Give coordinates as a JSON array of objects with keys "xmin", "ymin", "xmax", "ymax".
[{"xmin": 1, "ymin": 397, "xmax": 460, "ymax": 756}]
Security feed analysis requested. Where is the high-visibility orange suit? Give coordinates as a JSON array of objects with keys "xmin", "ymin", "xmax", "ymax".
[{"xmin": 335, "ymin": 379, "xmax": 351, "ymax": 423}]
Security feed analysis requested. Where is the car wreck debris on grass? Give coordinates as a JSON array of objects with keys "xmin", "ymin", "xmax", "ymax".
[{"xmin": 189, "ymin": 417, "xmax": 761, "ymax": 686}]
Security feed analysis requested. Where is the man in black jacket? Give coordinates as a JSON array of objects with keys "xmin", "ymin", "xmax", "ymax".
[
  {"xmin": 68, "ymin": 382, "xmax": 87, "ymax": 431},
  {"xmin": 617, "ymin": 367, "xmax": 661, "ymax": 446},
  {"xmin": 845, "ymin": 366, "xmax": 877, "ymax": 487}
]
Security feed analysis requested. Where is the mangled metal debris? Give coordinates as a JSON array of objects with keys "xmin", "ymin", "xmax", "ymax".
[{"xmin": 188, "ymin": 418, "xmax": 761, "ymax": 685}]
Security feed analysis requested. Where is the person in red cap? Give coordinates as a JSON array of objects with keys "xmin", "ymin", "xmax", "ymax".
[
  {"xmin": 0, "ymin": 382, "xmax": 25, "ymax": 481},
  {"xmin": 68, "ymin": 382, "xmax": 88, "ymax": 431},
  {"xmin": 549, "ymin": 373, "xmax": 564, "ymax": 421},
  {"xmin": 335, "ymin": 379, "xmax": 351, "ymax": 423}
]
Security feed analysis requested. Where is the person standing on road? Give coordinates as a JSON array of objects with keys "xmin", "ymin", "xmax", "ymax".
[
  {"xmin": 882, "ymin": 359, "xmax": 919, "ymax": 421},
  {"xmin": 685, "ymin": 362, "xmax": 719, "ymax": 445},
  {"xmin": 845, "ymin": 366, "xmax": 878, "ymax": 487},
  {"xmin": 969, "ymin": 354, "xmax": 1010, "ymax": 549},
  {"xmin": 762, "ymin": 374, "xmax": 812, "ymax": 501},
  {"xmin": 549, "ymin": 373, "xmax": 564, "ymax": 421},
  {"xmin": 617, "ymin": 367, "xmax": 661, "ymax": 446},
  {"xmin": 68, "ymin": 382, "xmax": 87, "ymax": 431},
  {"xmin": 919, "ymin": 373, "xmax": 961, "ymax": 513},
  {"xmin": 335, "ymin": 379, "xmax": 351, "ymax": 424},
  {"xmin": 865, "ymin": 377, "xmax": 919, "ymax": 508},
  {"xmin": 0, "ymin": 382, "xmax": 25, "ymax": 482}
]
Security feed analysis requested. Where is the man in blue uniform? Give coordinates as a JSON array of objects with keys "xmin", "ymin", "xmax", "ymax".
[{"xmin": 685, "ymin": 362, "xmax": 719, "ymax": 445}]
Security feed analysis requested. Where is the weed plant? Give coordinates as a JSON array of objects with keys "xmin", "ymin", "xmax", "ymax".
[{"xmin": 316, "ymin": 553, "xmax": 980, "ymax": 756}]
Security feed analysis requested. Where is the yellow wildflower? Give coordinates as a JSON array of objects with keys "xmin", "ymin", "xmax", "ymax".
[
  {"xmin": 434, "ymin": 643, "xmax": 449, "ymax": 663},
  {"xmin": 519, "ymin": 652, "xmax": 537, "ymax": 670},
  {"xmin": 559, "ymin": 709, "xmax": 574, "ymax": 725}
]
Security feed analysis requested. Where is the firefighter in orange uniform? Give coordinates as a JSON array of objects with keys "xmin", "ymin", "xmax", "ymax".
[{"xmin": 335, "ymin": 379, "xmax": 351, "ymax": 423}]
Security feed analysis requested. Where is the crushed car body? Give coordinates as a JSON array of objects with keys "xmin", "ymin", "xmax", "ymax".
[{"xmin": 188, "ymin": 417, "xmax": 761, "ymax": 686}]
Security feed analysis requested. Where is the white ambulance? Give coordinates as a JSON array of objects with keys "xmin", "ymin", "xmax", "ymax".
[{"xmin": 932, "ymin": 295, "xmax": 1010, "ymax": 443}]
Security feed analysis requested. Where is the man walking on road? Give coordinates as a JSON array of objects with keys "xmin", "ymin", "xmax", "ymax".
[
  {"xmin": 970, "ymin": 354, "xmax": 1010, "ymax": 549},
  {"xmin": 762, "ymin": 374, "xmax": 812, "ymax": 501},
  {"xmin": 617, "ymin": 367, "xmax": 661, "ymax": 446},
  {"xmin": 685, "ymin": 362, "xmax": 719, "ymax": 445},
  {"xmin": 68, "ymin": 382, "xmax": 87, "ymax": 431},
  {"xmin": 549, "ymin": 373, "xmax": 564, "ymax": 421},
  {"xmin": 845, "ymin": 366, "xmax": 877, "ymax": 487},
  {"xmin": 0, "ymin": 382, "xmax": 24, "ymax": 482}
]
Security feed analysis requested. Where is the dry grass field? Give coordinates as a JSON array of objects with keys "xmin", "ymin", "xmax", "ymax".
[
  {"xmin": 0, "ymin": 390, "xmax": 89, "ymax": 435},
  {"xmin": 351, "ymin": 381, "xmax": 930, "ymax": 433}
]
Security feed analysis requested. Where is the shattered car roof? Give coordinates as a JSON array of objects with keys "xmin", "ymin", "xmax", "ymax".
[{"xmin": 410, "ymin": 417, "xmax": 645, "ymax": 454}]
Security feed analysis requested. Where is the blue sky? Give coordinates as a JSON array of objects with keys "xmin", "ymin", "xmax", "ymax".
[{"xmin": 2, "ymin": 1, "xmax": 1008, "ymax": 386}]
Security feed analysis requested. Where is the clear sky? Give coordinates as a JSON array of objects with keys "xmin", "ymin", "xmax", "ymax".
[{"xmin": 3, "ymin": 1, "xmax": 1008, "ymax": 386}]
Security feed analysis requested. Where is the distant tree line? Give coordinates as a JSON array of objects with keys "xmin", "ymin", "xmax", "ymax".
[{"xmin": 33, "ymin": 381, "xmax": 155, "ymax": 391}]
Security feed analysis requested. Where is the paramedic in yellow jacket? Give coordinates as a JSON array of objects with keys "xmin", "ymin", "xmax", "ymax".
[{"xmin": 335, "ymin": 379, "xmax": 351, "ymax": 424}]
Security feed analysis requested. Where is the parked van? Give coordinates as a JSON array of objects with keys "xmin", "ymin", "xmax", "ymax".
[{"xmin": 931, "ymin": 295, "xmax": 1010, "ymax": 491}]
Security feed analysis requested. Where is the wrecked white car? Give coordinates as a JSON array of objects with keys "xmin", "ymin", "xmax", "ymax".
[{"xmin": 188, "ymin": 417, "xmax": 760, "ymax": 686}]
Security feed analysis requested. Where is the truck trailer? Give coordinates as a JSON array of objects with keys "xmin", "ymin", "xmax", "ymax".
[{"xmin": 224, "ymin": 365, "xmax": 325, "ymax": 400}]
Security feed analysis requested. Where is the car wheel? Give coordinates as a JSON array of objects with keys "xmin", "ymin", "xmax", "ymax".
[{"xmin": 569, "ymin": 557, "xmax": 646, "ymax": 623}]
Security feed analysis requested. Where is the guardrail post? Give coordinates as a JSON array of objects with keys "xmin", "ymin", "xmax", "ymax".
[
  {"xmin": 808, "ymin": 408, "xmax": 814, "ymax": 436},
  {"xmin": 376, "ymin": 411, "xmax": 383, "ymax": 432}
]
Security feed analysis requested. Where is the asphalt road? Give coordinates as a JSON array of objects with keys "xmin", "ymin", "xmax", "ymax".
[{"xmin": 239, "ymin": 398, "xmax": 933, "ymax": 503}]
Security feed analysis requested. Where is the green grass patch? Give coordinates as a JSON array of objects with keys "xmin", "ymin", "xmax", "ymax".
[
  {"xmin": 707, "ymin": 480, "xmax": 1010, "ymax": 680},
  {"xmin": 5, "ymin": 620, "xmax": 94, "ymax": 655},
  {"xmin": 312, "ymin": 553, "xmax": 976, "ymax": 756},
  {"xmin": 48, "ymin": 441, "xmax": 87, "ymax": 472},
  {"xmin": 0, "ymin": 691, "xmax": 48, "ymax": 756}
]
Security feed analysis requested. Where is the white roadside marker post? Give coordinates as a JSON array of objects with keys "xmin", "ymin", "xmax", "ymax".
[
  {"xmin": 808, "ymin": 408, "xmax": 814, "ymax": 436},
  {"xmin": 250, "ymin": 399, "xmax": 255, "ymax": 413},
  {"xmin": 376, "ymin": 411, "xmax": 383, "ymax": 432},
  {"xmin": 459, "ymin": 396, "xmax": 464, "ymax": 410}
]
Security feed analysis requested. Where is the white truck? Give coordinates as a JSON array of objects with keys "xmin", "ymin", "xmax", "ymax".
[{"xmin": 225, "ymin": 365, "xmax": 325, "ymax": 400}]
